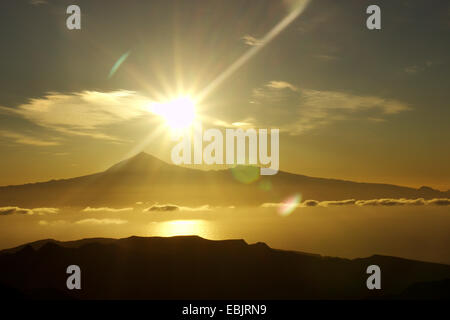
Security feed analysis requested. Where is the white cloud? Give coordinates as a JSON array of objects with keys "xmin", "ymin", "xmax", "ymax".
[
  {"xmin": 405, "ymin": 65, "xmax": 421, "ymax": 75},
  {"xmin": 0, "ymin": 206, "xmax": 59, "ymax": 216},
  {"xmin": 427, "ymin": 198, "xmax": 450, "ymax": 206},
  {"xmin": 82, "ymin": 207, "xmax": 134, "ymax": 213},
  {"xmin": 261, "ymin": 198, "xmax": 450, "ymax": 208},
  {"xmin": 404, "ymin": 61, "xmax": 437, "ymax": 75},
  {"xmin": 355, "ymin": 198, "xmax": 449, "ymax": 206},
  {"xmin": 3, "ymin": 90, "xmax": 153, "ymax": 142},
  {"xmin": 32, "ymin": 207, "xmax": 60, "ymax": 214},
  {"xmin": 0, "ymin": 130, "xmax": 60, "ymax": 146},
  {"xmin": 320, "ymin": 199, "xmax": 357, "ymax": 206},
  {"xmin": 38, "ymin": 220, "xmax": 66, "ymax": 226},
  {"xmin": 143, "ymin": 204, "xmax": 213, "ymax": 212},
  {"xmin": 212, "ymin": 117, "xmax": 256, "ymax": 128},
  {"xmin": 252, "ymin": 82, "xmax": 411, "ymax": 135},
  {"xmin": 241, "ymin": 35, "xmax": 263, "ymax": 46},
  {"xmin": 75, "ymin": 218, "xmax": 128, "ymax": 225},
  {"xmin": 266, "ymin": 81, "xmax": 298, "ymax": 91},
  {"xmin": 30, "ymin": 0, "xmax": 48, "ymax": 6},
  {"xmin": 314, "ymin": 54, "xmax": 339, "ymax": 61},
  {"xmin": 180, "ymin": 205, "xmax": 212, "ymax": 212},
  {"xmin": 300, "ymin": 89, "xmax": 410, "ymax": 115}
]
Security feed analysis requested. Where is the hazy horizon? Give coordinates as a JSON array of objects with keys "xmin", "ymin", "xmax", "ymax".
[{"xmin": 1, "ymin": 205, "xmax": 449, "ymax": 265}]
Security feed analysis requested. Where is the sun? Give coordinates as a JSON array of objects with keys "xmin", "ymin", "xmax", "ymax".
[{"xmin": 150, "ymin": 96, "xmax": 196, "ymax": 133}]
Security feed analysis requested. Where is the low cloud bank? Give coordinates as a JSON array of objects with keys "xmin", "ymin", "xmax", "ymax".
[
  {"xmin": 143, "ymin": 204, "xmax": 212, "ymax": 212},
  {"xmin": 38, "ymin": 220, "xmax": 66, "ymax": 226},
  {"xmin": 75, "ymin": 218, "xmax": 128, "ymax": 225},
  {"xmin": 82, "ymin": 207, "xmax": 133, "ymax": 212},
  {"xmin": 0, "ymin": 206, "xmax": 59, "ymax": 216},
  {"xmin": 262, "ymin": 198, "xmax": 450, "ymax": 208}
]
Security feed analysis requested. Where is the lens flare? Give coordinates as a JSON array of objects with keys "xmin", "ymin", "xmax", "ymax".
[
  {"xmin": 108, "ymin": 51, "xmax": 131, "ymax": 79},
  {"xmin": 231, "ymin": 166, "xmax": 260, "ymax": 184},
  {"xmin": 278, "ymin": 193, "xmax": 302, "ymax": 216},
  {"xmin": 259, "ymin": 179, "xmax": 272, "ymax": 191},
  {"xmin": 197, "ymin": 0, "xmax": 311, "ymax": 102}
]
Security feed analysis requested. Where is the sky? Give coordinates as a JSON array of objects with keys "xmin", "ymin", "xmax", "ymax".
[{"xmin": 0, "ymin": 0, "xmax": 449, "ymax": 190}]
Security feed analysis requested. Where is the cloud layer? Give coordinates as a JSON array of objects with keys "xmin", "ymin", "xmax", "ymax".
[
  {"xmin": 143, "ymin": 204, "xmax": 212, "ymax": 212},
  {"xmin": 75, "ymin": 218, "xmax": 128, "ymax": 225},
  {"xmin": 262, "ymin": 198, "xmax": 450, "ymax": 208},
  {"xmin": 1, "ymin": 90, "xmax": 152, "ymax": 142},
  {"xmin": 241, "ymin": 35, "xmax": 263, "ymax": 46},
  {"xmin": 251, "ymin": 81, "xmax": 411, "ymax": 135},
  {"xmin": 82, "ymin": 207, "xmax": 134, "ymax": 213},
  {"xmin": 0, "ymin": 130, "xmax": 60, "ymax": 146},
  {"xmin": 0, "ymin": 206, "xmax": 59, "ymax": 216}
]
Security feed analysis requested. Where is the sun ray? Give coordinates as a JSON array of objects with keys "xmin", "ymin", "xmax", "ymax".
[{"xmin": 196, "ymin": 0, "xmax": 311, "ymax": 103}]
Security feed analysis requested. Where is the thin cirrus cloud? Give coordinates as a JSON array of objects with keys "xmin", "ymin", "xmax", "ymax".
[
  {"xmin": 241, "ymin": 35, "xmax": 263, "ymax": 46},
  {"xmin": 404, "ymin": 61, "xmax": 435, "ymax": 75},
  {"xmin": 314, "ymin": 54, "xmax": 339, "ymax": 61},
  {"xmin": 0, "ymin": 90, "xmax": 153, "ymax": 143},
  {"xmin": 262, "ymin": 198, "xmax": 450, "ymax": 208},
  {"xmin": 0, "ymin": 130, "xmax": 60, "ymax": 147},
  {"xmin": 143, "ymin": 204, "xmax": 213, "ymax": 212},
  {"xmin": 0, "ymin": 206, "xmax": 59, "ymax": 216},
  {"xmin": 75, "ymin": 218, "xmax": 128, "ymax": 225},
  {"xmin": 251, "ymin": 81, "xmax": 411, "ymax": 135},
  {"xmin": 265, "ymin": 81, "xmax": 299, "ymax": 91},
  {"xmin": 211, "ymin": 117, "xmax": 256, "ymax": 129},
  {"xmin": 82, "ymin": 207, "xmax": 134, "ymax": 213},
  {"xmin": 38, "ymin": 220, "xmax": 66, "ymax": 226},
  {"xmin": 29, "ymin": 0, "xmax": 48, "ymax": 6}
]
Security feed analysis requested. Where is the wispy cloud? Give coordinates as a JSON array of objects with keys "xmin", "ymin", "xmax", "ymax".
[
  {"xmin": 75, "ymin": 218, "xmax": 128, "ymax": 225},
  {"xmin": 82, "ymin": 207, "xmax": 134, "ymax": 213},
  {"xmin": 404, "ymin": 65, "xmax": 421, "ymax": 75},
  {"xmin": 38, "ymin": 220, "xmax": 66, "ymax": 226},
  {"xmin": 143, "ymin": 204, "xmax": 213, "ymax": 212},
  {"xmin": 144, "ymin": 204, "xmax": 179, "ymax": 212},
  {"xmin": 355, "ymin": 198, "xmax": 450, "ymax": 206},
  {"xmin": 241, "ymin": 35, "xmax": 263, "ymax": 46},
  {"xmin": 0, "ymin": 206, "xmax": 59, "ymax": 216},
  {"xmin": 252, "ymin": 81, "xmax": 299, "ymax": 104},
  {"xmin": 299, "ymin": 89, "xmax": 410, "ymax": 115},
  {"xmin": 2, "ymin": 90, "xmax": 152, "ymax": 142},
  {"xmin": 320, "ymin": 199, "xmax": 357, "ymax": 206},
  {"xmin": 252, "ymin": 82, "xmax": 411, "ymax": 135},
  {"xmin": 404, "ymin": 60, "xmax": 438, "ymax": 75},
  {"xmin": 261, "ymin": 198, "xmax": 450, "ymax": 208},
  {"xmin": 427, "ymin": 198, "xmax": 450, "ymax": 206},
  {"xmin": 0, "ymin": 130, "xmax": 60, "ymax": 146},
  {"xmin": 314, "ymin": 54, "xmax": 339, "ymax": 61},
  {"xmin": 212, "ymin": 117, "xmax": 256, "ymax": 129},
  {"xmin": 266, "ymin": 81, "xmax": 298, "ymax": 91},
  {"xmin": 30, "ymin": 0, "xmax": 48, "ymax": 6}
]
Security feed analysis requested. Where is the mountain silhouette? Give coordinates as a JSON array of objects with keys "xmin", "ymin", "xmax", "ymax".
[
  {"xmin": 0, "ymin": 152, "xmax": 448, "ymax": 207},
  {"xmin": 0, "ymin": 235, "xmax": 449, "ymax": 299}
]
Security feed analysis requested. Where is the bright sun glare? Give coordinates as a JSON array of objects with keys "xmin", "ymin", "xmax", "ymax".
[
  {"xmin": 150, "ymin": 96, "xmax": 196, "ymax": 133},
  {"xmin": 153, "ymin": 220, "xmax": 209, "ymax": 237}
]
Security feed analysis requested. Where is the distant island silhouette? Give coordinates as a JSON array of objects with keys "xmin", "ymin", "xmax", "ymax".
[
  {"xmin": 0, "ymin": 152, "xmax": 448, "ymax": 207},
  {"xmin": 0, "ymin": 235, "xmax": 449, "ymax": 299}
]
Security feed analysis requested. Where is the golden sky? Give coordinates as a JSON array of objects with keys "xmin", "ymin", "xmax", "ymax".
[{"xmin": 0, "ymin": 0, "xmax": 449, "ymax": 190}]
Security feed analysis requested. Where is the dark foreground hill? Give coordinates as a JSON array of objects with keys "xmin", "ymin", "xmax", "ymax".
[
  {"xmin": 0, "ymin": 236, "xmax": 449, "ymax": 299},
  {"xmin": 0, "ymin": 152, "xmax": 448, "ymax": 207}
]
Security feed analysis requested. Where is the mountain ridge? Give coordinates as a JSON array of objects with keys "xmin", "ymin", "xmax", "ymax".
[
  {"xmin": 0, "ymin": 235, "xmax": 449, "ymax": 299},
  {"xmin": 0, "ymin": 152, "xmax": 448, "ymax": 207}
]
